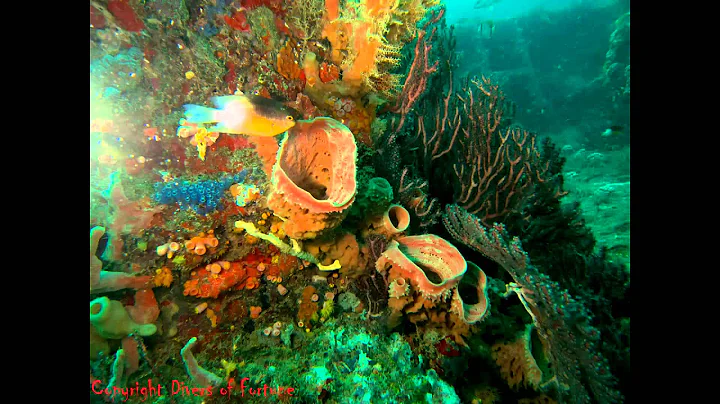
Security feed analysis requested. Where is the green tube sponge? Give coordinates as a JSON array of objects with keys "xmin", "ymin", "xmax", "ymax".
[{"xmin": 90, "ymin": 296, "xmax": 157, "ymax": 339}]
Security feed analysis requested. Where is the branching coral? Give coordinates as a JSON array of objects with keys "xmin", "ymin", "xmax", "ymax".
[
  {"xmin": 403, "ymin": 72, "xmax": 562, "ymax": 227},
  {"xmin": 384, "ymin": 0, "xmax": 442, "ymax": 44},
  {"xmin": 391, "ymin": 6, "xmax": 444, "ymax": 132}
]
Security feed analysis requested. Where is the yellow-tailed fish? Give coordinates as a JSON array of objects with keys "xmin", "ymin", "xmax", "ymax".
[{"xmin": 182, "ymin": 93, "xmax": 299, "ymax": 137}]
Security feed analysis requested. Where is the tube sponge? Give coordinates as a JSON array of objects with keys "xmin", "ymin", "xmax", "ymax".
[
  {"xmin": 362, "ymin": 204, "xmax": 410, "ymax": 238},
  {"xmin": 90, "ymin": 296, "xmax": 157, "ymax": 339},
  {"xmin": 180, "ymin": 337, "xmax": 224, "ymax": 387}
]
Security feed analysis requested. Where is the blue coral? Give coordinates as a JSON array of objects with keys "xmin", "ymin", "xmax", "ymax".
[{"xmin": 153, "ymin": 170, "xmax": 248, "ymax": 215}]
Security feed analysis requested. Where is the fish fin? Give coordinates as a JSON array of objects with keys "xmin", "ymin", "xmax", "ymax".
[
  {"xmin": 212, "ymin": 95, "xmax": 252, "ymax": 110},
  {"xmin": 183, "ymin": 104, "xmax": 219, "ymax": 124}
]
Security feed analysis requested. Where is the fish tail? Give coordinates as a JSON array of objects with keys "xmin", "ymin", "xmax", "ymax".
[{"xmin": 183, "ymin": 104, "xmax": 219, "ymax": 124}]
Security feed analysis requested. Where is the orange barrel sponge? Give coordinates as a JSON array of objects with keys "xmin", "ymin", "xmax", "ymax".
[
  {"xmin": 267, "ymin": 117, "xmax": 357, "ymax": 239},
  {"xmin": 376, "ymin": 235, "xmax": 467, "ymax": 300},
  {"xmin": 450, "ymin": 261, "xmax": 490, "ymax": 324}
]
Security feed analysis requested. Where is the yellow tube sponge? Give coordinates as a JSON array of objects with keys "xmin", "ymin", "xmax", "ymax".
[
  {"xmin": 90, "ymin": 296, "xmax": 157, "ymax": 339},
  {"xmin": 234, "ymin": 221, "xmax": 341, "ymax": 271}
]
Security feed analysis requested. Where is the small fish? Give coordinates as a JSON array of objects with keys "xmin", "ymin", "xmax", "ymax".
[
  {"xmin": 601, "ymin": 125, "xmax": 624, "ymax": 137},
  {"xmin": 182, "ymin": 93, "xmax": 299, "ymax": 137}
]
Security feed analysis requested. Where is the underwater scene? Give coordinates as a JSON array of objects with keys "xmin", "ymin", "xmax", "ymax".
[{"xmin": 89, "ymin": 0, "xmax": 630, "ymax": 403}]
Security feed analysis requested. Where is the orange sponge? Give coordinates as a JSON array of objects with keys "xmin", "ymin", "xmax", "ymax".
[{"xmin": 266, "ymin": 117, "xmax": 357, "ymax": 239}]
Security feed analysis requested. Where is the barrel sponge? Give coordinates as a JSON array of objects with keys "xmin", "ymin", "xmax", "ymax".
[
  {"xmin": 450, "ymin": 261, "xmax": 490, "ymax": 324},
  {"xmin": 376, "ymin": 235, "xmax": 467, "ymax": 300},
  {"xmin": 90, "ymin": 296, "xmax": 157, "ymax": 339},
  {"xmin": 267, "ymin": 117, "xmax": 357, "ymax": 239}
]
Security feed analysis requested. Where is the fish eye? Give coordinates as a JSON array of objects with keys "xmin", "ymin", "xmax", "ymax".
[
  {"xmin": 253, "ymin": 90, "xmax": 260, "ymax": 95},
  {"xmin": 287, "ymin": 116, "xmax": 294, "ymax": 120}
]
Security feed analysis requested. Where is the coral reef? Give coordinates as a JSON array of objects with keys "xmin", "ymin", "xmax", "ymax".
[{"xmin": 89, "ymin": 2, "xmax": 629, "ymax": 402}]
